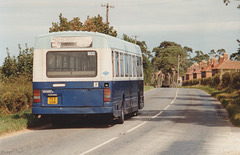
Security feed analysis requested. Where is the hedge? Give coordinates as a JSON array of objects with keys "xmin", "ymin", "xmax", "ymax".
[{"xmin": 183, "ymin": 71, "xmax": 240, "ymax": 90}]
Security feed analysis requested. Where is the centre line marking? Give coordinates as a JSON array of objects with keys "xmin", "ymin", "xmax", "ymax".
[
  {"xmin": 127, "ymin": 122, "xmax": 147, "ymax": 133},
  {"xmin": 79, "ymin": 137, "xmax": 118, "ymax": 155},
  {"xmin": 151, "ymin": 111, "xmax": 163, "ymax": 118},
  {"xmin": 152, "ymin": 88, "xmax": 179, "ymax": 118},
  {"xmin": 80, "ymin": 89, "xmax": 180, "ymax": 155}
]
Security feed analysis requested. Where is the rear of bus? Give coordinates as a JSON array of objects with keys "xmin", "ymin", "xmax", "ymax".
[{"xmin": 32, "ymin": 32, "xmax": 114, "ymax": 118}]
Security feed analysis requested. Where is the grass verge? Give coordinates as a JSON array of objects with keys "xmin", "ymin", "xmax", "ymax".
[
  {"xmin": 144, "ymin": 85, "xmax": 154, "ymax": 92},
  {"xmin": 184, "ymin": 85, "xmax": 240, "ymax": 127},
  {"xmin": 0, "ymin": 110, "xmax": 49, "ymax": 136}
]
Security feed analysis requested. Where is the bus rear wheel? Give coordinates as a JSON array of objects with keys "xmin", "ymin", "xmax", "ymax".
[{"xmin": 117, "ymin": 103, "xmax": 125, "ymax": 124}]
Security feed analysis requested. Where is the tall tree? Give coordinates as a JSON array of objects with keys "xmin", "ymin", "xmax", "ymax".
[
  {"xmin": 191, "ymin": 51, "xmax": 209, "ymax": 63},
  {"xmin": 208, "ymin": 49, "xmax": 217, "ymax": 58},
  {"xmin": 49, "ymin": 13, "xmax": 117, "ymax": 37},
  {"xmin": 152, "ymin": 41, "xmax": 191, "ymax": 87},
  {"xmin": 152, "ymin": 41, "xmax": 191, "ymax": 76},
  {"xmin": 230, "ymin": 39, "xmax": 240, "ymax": 60},
  {"xmin": 224, "ymin": 0, "xmax": 240, "ymax": 8},
  {"xmin": 1, "ymin": 44, "xmax": 33, "ymax": 78},
  {"xmin": 216, "ymin": 48, "xmax": 226, "ymax": 57},
  {"xmin": 1, "ymin": 48, "xmax": 18, "ymax": 78}
]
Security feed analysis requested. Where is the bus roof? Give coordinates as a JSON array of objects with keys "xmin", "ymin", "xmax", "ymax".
[{"xmin": 35, "ymin": 31, "xmax": 142, "ymax": 55}]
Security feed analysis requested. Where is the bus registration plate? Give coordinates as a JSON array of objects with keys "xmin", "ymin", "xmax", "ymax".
[{"xmin": 48, "ymin": 97, "xmax": 58, "ymax": 104}]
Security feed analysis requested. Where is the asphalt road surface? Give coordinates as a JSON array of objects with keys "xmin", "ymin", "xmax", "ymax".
[{"xmin": 1, "ymin": 88, "xmax": 240, "ymax": 155}]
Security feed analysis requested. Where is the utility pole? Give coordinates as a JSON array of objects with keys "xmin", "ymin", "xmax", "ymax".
[
  {"xmin": 101, "ymin": 3, "xmax": 114, "ymax": 24},
  {"xmin": 133, "ymin": 35, "xmax": 139, "ymax": 44},
  {"xmin": 177, "ymin": 54, "xmax": 180, "ymax": 88}
]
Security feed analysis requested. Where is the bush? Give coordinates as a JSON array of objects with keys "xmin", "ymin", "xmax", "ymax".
[
  {"xmin": 0, "ymin": 75, "xmax": 32, "ymax": 115},
  {"xmin": 192, "ymin": 79, "xmax": 200, "ymax": 85},
  {"xmin": 212, "ymin": 74, "xmax": 221, "ymax": 88},
  {"xmin": 232, "ymin": 72, "xmax": 240, "ymax": 89},
  {"xmin": 222, "ymin": 72, "xmax": 232, "ymax": 88},
  {"xmin": 182, "ymin": 80, "xmax": 190, "ymax": 86},
  {"xmin": 202, "ymin": 77, "xmax": 212, "ymax": 86}
]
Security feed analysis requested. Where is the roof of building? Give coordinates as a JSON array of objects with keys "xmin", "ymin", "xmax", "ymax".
[
  {"xmin": 201, "ymin": 65, "xmax": 212, "ymax": 72},
  {"xmin": 212, "ymin": 59, "xmax": 240, "ymax": 70}
]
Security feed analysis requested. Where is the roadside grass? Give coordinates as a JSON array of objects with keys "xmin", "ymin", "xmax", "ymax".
[
  {"xmin": 144, "ymin": 85, "xmax": 154, "ymax": 92},
  {"xmin": 183, "ymin": 85, "xmax": 240, "ymax": 127},
  {"xmin": 0, "ymin": 110, "xmax": 49, "ymax": 136}
]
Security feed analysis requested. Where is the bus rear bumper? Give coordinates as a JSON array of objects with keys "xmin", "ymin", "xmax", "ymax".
[{"xmin": 32, "ymin": 107, "xmax": 113, "ymax": 115}]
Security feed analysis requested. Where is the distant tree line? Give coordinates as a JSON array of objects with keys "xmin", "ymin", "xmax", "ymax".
[{"xmin": 0, "ymin": 13, "xmax": 239, "ymax": 87}]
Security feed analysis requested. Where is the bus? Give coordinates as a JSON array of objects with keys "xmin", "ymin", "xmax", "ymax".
[{"xmin": 32, "ymin": 31, "xmax": 144, "ymax": 124}]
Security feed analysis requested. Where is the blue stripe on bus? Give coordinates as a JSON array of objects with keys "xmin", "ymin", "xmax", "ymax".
[{"xmin": 33, "ymin": 80, "xmax": 143, "ymax": 116}]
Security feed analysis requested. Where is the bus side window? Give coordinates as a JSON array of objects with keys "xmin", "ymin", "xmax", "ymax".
[
  {"xmin": 128, "ymin": 54, "xmax": 132, "ymax": 77},
  {"xmin": 112, "ymin": 51, "xmax": 114, "ymax": 77},
  {"xmin": 115, "ymin": 52, "xmax": 119, "ymax": 77},
  {"xmin": 124, "ymin": 54, "xmax": 129, "ymax": 77},
  {"xmin": 120, "ymin": 53, "xmax": 124, "ymax": 77},
  {"xmin": 137, "ymin": 57, "xmax": 140, "ymax": 77},
  {"xmin": 132, "ymin": 55, "xmax": 136, "ymax": 77}
]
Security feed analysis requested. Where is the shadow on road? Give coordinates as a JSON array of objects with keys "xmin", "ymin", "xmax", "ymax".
[
  {"xmin": 50, "ymin": 115, "xmax": 118, "ymax": 129},
  {"xmin": 131, "ymin": 106, "xmax": 229, "ymax": 127}
]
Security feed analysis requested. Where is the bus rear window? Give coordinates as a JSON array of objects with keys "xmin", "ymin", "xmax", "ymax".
[{"xmin": 46, "ymin": 51, "xmax": 97, "ymax": 77}]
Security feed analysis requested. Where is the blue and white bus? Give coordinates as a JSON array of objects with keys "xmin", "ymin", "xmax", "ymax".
[{"xmin": 32, "ymin": 31, "xmax": 144, "ymax": 124}]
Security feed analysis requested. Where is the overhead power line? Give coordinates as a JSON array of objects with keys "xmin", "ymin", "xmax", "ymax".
[
  {"xmin": 101, "ymin": 3, "xmax": 114, "ymax": 24},
  {"xmin": 114, "ymin": 0, "xmax": 192, "ymax": 6}
]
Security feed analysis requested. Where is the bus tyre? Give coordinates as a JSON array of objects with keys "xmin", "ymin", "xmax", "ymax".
[{"xmin": 117, "ymin": 104, "xmax": 124, "ymax": 124}]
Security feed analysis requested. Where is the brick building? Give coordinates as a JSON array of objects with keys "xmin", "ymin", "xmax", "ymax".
[
  {"xmin": 212, "ymin": 53, "xmax": 240, "ymax": 76},
  {"xmin": 184, "ymin": 53, "xmax": 240, "ymax": 81}
]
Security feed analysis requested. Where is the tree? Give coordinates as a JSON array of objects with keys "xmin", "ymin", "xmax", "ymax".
[
  {"xmin": 182, "ymin": 46, "xmax": 194, "ymax": 74},
  {"xmin": 49, "ymin": 13, "xmax": 117, "ymax": 37},
  {"xmin": 1, "ymin": 48, "xmax": 18, "ymax": 78},
  {"xmin": 216, "ymin": 48, "xmax": 226, "ymax": 57},
  {"xmin": 224, "ymin": 0, "xmax": 240, "ymax": 8},
  {"xmin": 208, "ymin": 49, "xmax": 217, "ymax": 58},
  {"xmin": 208, "ymin": 48, "xmax": 227, "ymax": 59},
  {"xmin": 191, "ymin": 51, "xmax": 209, "ymax": 63},
  {"xmin": 230, "ymin": 39, "xmax": 240, "ymax": 60},
  {"xmin": 17, "ymin": 44, "xmax": 34, "ymax": 77},
  {"xmin": 153, "ymin": 41, "xmax": 187, "ymax": 74},
  {"xmin": 152, "ymin": 41, "xmax": 190, "ymax": 87},
  {"xmin": 1, "ymin": 44, "xmax": 33, "ymax": 79}
]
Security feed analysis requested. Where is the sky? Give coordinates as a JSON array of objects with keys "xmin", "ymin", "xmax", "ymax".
[{"xmin": 0, "ymin": 0, "xmax": 240, "ymax": 65}]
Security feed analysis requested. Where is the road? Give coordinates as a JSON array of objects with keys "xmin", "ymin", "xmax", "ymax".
[{"xmin": 1, "ymin": 88, "xmax": 240, "ymax": 155}]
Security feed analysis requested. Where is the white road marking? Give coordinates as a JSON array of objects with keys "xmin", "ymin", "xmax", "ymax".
[
  {"xmin": 80, "ymin": 89, "xmax": 179, "ymax": 155},
  {"xmin": 164, "ymin": 105, "xmax": 170, "ymax": 110},
  {"xmin": 151, "ymin": 111, "xmax": 163, "ymax": 118},
  {"xmin": 152, "ymin": 88, "xmax": 179, "ymax": 118},
  {"xmin": 127, "ymin": 122, "xmax": 147, "ymax": 133},
  {"xmin": 79, "ymin": 137, "xmax": 118, "ymax": 155},
  {"xmin": 170, "ymin": 88, "xmax": 179, "ymax": 104}
]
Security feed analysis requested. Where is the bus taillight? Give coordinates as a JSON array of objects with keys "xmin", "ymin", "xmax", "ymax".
[
  {"xmin": 104, "ymin": 88, "xmax": 111, "ymax": 102},
  {"xmin": 34, "ymin": 89, "xmax": 41, "ymax": 103}
]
